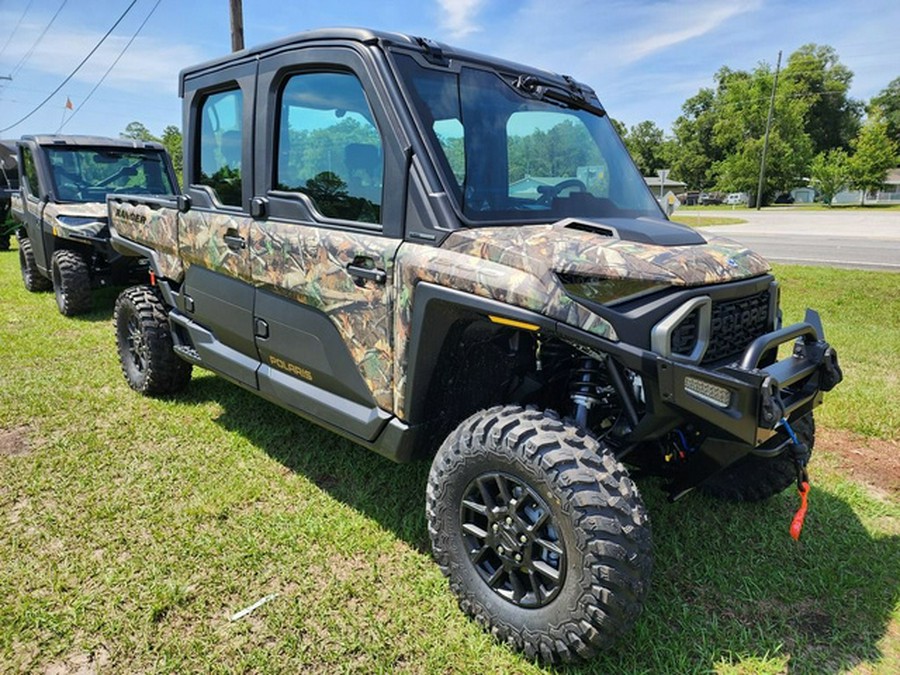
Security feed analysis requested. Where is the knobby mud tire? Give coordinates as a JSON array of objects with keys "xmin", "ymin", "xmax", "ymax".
[
  {"xmin": 18, "ymin": 236, "xmax": 51, "ymax": 292},
  {"xmin": 51, "ymin": 249, "xmax": 92, "ymax": 316},
  {"xmin": 114, "ymin": 285, "xmax": 192, "ymax": 395},
  {"xmin": 427, "ymin": 405, "xmax": 652, "ymax": 663},
  {"xmin": 700, "ymin": 414, "xmax": 815, "ymax": 502}
]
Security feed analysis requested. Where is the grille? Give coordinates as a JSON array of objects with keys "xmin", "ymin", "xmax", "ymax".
[
  {"xmin": 671, "ymin": 309, "xmax": 699, "ymax": 356},
  {"xmin": 671, "ymin": 289, "xmax": 771, "ymax": 363}
]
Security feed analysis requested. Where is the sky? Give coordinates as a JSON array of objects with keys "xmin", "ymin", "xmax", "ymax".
[{"xmin": 0, "ymin": 0, "xmax": 898, "ymax": 140}]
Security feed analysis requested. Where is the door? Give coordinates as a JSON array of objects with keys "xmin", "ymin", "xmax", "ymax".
[
  {"xmin": 251, "ymin": 47, "xmax": 406, "ymax": 439},
  {"xmin": 17, "ymin": 143, "xmax": 49, "ymax": 271},
  {"xmin": 178, "ymin": 61, "xmax": 258, "ymax": 387}
]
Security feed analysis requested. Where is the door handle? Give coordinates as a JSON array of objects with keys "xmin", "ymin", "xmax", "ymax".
[
  {"xmin": 347, "ymin": 260, "xmax": 387, "ymax": 284},
  {"xmin": 223, "ymin": 230, "xmax": 246, "ymax": 251}
]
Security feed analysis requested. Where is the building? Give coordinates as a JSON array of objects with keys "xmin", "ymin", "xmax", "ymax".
[
  {"xmin": 832, "ymin": 167, "xmax": 900, "ymax": 205},
  {"xmin": 644, "ymin": 175, "xmax": 687, "ymax": 196}
]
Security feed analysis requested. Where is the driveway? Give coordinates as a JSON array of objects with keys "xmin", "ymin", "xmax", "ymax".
[{"xmin": 678, "ymin": 208, "xmax": 900, "ymax": 272}]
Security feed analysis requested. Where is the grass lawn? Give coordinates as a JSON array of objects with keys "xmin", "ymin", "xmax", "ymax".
[
  {"xmin": 1, "ymin": 244, "xmax": 897, "ymax": 673},
  {"xmin": 683, "ymin": 203, "xmax": 900, "ymax": 212},
  {"xmin": 670, "ymin": 214, "xmax": 747, "ymax": 227}
]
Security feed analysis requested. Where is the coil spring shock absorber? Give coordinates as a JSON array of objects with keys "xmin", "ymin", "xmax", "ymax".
[{"xmin": 570, "ymin": 356, "xmax": 609, "ymax": 429}]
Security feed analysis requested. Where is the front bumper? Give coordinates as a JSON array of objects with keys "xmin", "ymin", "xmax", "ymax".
[{"xmin": 656, "ymin": 308, "xmax": 842, "ymax": 446}]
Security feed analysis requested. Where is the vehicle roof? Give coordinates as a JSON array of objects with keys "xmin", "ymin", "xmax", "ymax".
[
  {"xmin": 179, "ymin": 26, "xmax": 595, "ymax": 99},
  {"xmin": 19, "ymin": 134, "xmax": 166, "ymax": 151}
]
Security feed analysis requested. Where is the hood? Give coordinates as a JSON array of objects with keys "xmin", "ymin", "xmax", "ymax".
[
  {"xmin": 44, "ymin": 201, "xmax": 109, "ymax": 238},
  {"xmin": 441, "ymin": 218, "xmax": 770, "ymax": 287}
]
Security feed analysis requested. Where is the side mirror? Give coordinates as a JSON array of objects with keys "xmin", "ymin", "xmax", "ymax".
[{"xmin": 177, "ymin": 194, "xmax": 192, "ymax": 213}]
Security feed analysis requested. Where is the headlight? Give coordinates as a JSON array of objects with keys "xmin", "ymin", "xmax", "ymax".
[{"xmin": 557, "ymin": 273, "xmax": 666, "ymax": 306}]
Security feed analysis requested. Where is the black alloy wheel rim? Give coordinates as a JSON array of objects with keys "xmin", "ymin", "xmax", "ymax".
[
  {"xmin": 125, "ymin": 312, "xmax": 148, "ymax": 373},
  {"xmin": 460, "ymin": 471, "xmax": 566, "ymax": 608}
]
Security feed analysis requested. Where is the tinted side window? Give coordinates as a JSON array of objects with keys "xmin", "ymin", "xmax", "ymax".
[
  {"xmin": 21, "ymin": 147, "xmax": 40, "ymax": 196},
  {"xmin": 276, "ymin": 72, "xmax": 383, "ymax": 224},
  {"xmin": 198, "ymin": 89, "xmax": 243, "ymax": 207}
]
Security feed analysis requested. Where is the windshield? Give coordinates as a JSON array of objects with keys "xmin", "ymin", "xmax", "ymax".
[
  {"xmin": 395, "ymin": 54, "xmax": 662, "ymax": 224},
  {"xmin": 45, "ymin": 147, "xmax": 176, "ymax": 203}
]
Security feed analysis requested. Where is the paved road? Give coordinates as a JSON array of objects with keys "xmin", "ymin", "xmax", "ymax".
[{"xmin": 678, "ymin": 208, "xmax": 900, "ymax": 272}]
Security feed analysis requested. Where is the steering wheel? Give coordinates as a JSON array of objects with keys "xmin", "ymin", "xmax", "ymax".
[{"xmin": 537, "ymin": 178, "xmax": 588, "ymax": 205}]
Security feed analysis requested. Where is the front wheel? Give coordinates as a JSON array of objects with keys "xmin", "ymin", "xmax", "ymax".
[
  {"xmin": 114, "ymin": 285, "xmax": 192, "ymax": 395},
  {"xmin": 700, "ymin": 413, "xmax": 815, "ymax": 502},
  {"xmin": 51, "ymin": 249, "xmax": 92, "ymax": 316},
  {"xmin": 427, "ymin": 406, "xmax": 652, "ymax": 663}
]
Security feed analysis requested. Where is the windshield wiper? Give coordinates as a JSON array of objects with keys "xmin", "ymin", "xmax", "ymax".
[{"xmin": 512, "ymin": 74, "xmax": 606, "ymax": 117}]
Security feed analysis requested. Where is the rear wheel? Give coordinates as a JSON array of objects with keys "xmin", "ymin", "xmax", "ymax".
[
  {"xmin": 427, "ymin": 405, "xmax": 652, "ymax": 662},
  {"xmin": 114, "ymin": 285, "xmax": 192, "ymax": 395},
  {"xmin": 51, "ymin": 249, "xmax": 92, "ymax": 316},
  {"xmin": 18, "ymin": 236, "xmax": 51, "ymax": 291},
  {"xmin": 701, "ymin": 414, "xmax": 815, "ymax": 502}
]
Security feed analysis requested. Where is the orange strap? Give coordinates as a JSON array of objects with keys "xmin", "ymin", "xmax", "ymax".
[{"xmin": 790, "ymin": 481, "xmax": 810, "ymax": 541}]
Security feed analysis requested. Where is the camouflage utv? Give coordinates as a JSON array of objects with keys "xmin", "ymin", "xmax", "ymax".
[
  {"xmin": 12, "ymin": 135, "xmax": 178, "ymax": 315},
  {"xmin": 106, "ymin": 29, "xmax": 842, "ymax": 662}
]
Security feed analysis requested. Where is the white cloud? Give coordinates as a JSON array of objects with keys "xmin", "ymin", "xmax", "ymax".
[
  {"xmin": 437, "ymin": 0, "xmax": 487, "ymax": 39},
  {"xmin": 626, "ymin": 0, "xmax": 763, "ymax": 63}
]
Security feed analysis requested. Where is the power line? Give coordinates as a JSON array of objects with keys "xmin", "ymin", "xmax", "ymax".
[
  {"xmin": 0, "ymin": 0, "xmax": 35, "ymax": 60},
  {"xmin": 58, "ymin": 0, "xmax": 163, "ymax": 132},
  {"xmin": 9, "ymin": 0, "xmax": 69, "ymax": 80},
  {"xmin": 0, "ymin": 0, "xmax": 139, "ymax": 134}
]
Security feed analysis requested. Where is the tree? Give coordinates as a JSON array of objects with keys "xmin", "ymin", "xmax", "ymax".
[
  {"xmin": 669, "ymin": 87, "xmax": 720, "ymax": 188},
  {"xmin": 848, "ymin": 113, "xmax": 898, "ymax": 204},
  {"xmin": 782, "ymin": 44, "xmax": 862, "ymax": 154},
  {"xmin": 624, "ymin": 120, "xmax": 666, "ymax": 176},
  {"xmin": 809, "ymin": 149, "xmax": 850, "ymax": 205},
  {"xmin": 870, "ymin": 76, "xmax": 900, "ymax": 148},
  {"xmin": 709, "ymin": 63, "xmax": 812, "ymax": 204},
  {"xmin": 160, "ymin": 125, "xmax": 183, "ymax": 186},
  {"xmin": 609, "ymin": 117, "xmax": 627, "ymax": 138},
  {"xmin": 667, "ymin": 44, "xmax": 862, "ymax": 196},
  {"xmin": 120, "ymin": 121, "xmax": 158, "ymax": 142}
]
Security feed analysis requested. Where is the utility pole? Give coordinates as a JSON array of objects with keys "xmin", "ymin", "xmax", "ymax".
[
  {"xmin": 756, "ymin": 50, "xmax": 781, "ymax": 210},
  {"xmin": 229, "ymin": 0, "xmax": 244, "ymax": 52}
]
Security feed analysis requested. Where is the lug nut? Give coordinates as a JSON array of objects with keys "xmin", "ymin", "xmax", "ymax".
[
  {"xmin": 505, "ymin": 517, "xmax": 513, "ymax": 525},
  {"xmin": 515, "ymin": 554, "xmax": 522, "ymax": 562},
  {"xmin": 492, "ymin": 523, "xmax": 499, "ymax": 532},
  {"xmin": 497, "ymin": 545, "xmax": 505, "ymax": 554},
  {"xmin": 519, "ymin": 535, "xmax": 527, "ymax": 544}
]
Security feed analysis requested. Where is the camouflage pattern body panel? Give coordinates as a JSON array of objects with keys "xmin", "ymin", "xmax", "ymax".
[
  {"xmin": 179, "ymin": 210, "xmax": 253, "ymax": 284},
  {"xmin": 392, "ymin": 223, "xmax": 770, "ymax": 419},
  {"xmin": 441, "ymin": 222, "xmax": 771, "ymax": 287},
  {"xmin": 250, "ymin": 221, "xmax": 400, "ymax": 411},
  {"xmin": 40, "ymin": 201, "xmax": 108, "ymax": 238},
  {"xmin": 109, "ymin": 202, "xmax": 183, "ymax": 280},
  {"xmin": 9, "ymin": 192, "xmax": 24, "ymax": 221},
  {"xmin": 392, "ymin": 242, "xmax": 615, "ymax": 419}
]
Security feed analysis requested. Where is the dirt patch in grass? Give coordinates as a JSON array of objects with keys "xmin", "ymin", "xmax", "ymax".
[
  {"xmin": 819, "ymin": 428, "xmax": 900, "ymax": 497},
  {"xmin": 0, "ymin": 426, "xmax": 31, "ymax": 457},
  {"xmin": 43, "ymin": 646, "xmax": 110, "ymax": 675}
]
